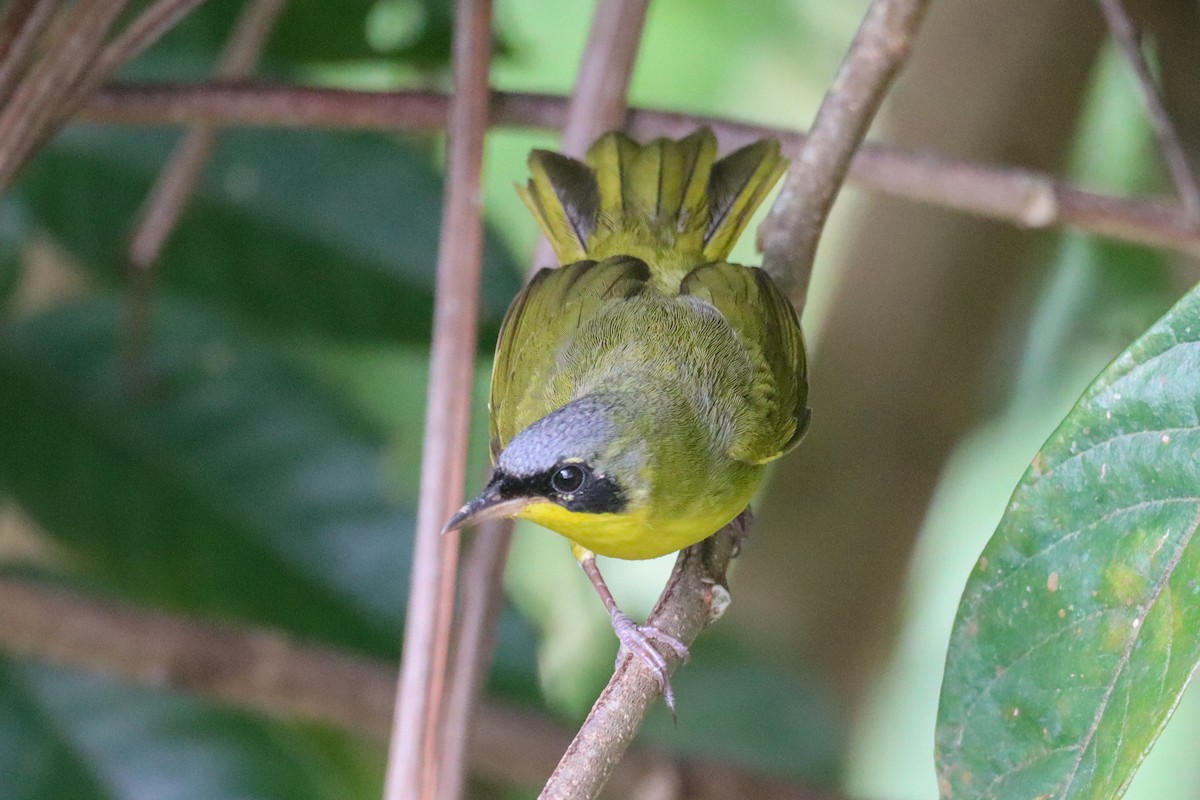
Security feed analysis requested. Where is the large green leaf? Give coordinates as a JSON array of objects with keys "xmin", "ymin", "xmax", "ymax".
[
  {"xmin": 0, "ymin": 296, "xmax": 410, "ymax": 654},
  {"xmin": 17, "ymin": 125, "xmax": 519, "ymax": 343},
  {"xmin": 936, "ymin": 281, "xmax": 1200, "ymax": 798},
  {"xmin": 0, "ymin": 659, "xmax": 380, "ymax": 800}
]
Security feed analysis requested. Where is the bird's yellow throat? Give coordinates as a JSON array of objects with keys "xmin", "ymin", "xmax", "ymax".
[{"xmin": 516, "ymin": 490, "xmax": 751, "ymax": 560}]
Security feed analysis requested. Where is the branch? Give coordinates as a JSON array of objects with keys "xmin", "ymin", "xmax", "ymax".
[
  {"xmin": 0, "ymin": 0, "xmax": 210, "ymax": 196},
  {"xmin": 65, "ymin": 0, "xmax": 212, "ymax": 115},
  {"xmin": 0, "ymin": 0, "xmax": 56, "ymax": 106},
  {"xmin": 1096, "ymin": 0, "xmax": 1200, "ymax": 225},
  {"xmin": 123, "ymin": 0, "xmax": 285, "ymax": 388},
  {"xmin": 758, "ymin": 0, "xmax": 931, "ymax": 306},
  {"xmin": 384, "ymin": 1, "xmax": 492, "ymax": 798},
  {"xmin": 77, "ymin": 83, "xmax": 1200, "ymax": 258},
  {"xmin": 541, "ymin": 526, "xmax": 741, "ymax": 799},
  {"xmin": 0, "ymin": 577, "xmax": 840, "ymax": 800},
  {"xmin": 548, "ymin": 2, "xmax": 929, "ymax": 792},
  {"xmin": 440, "ymin": 5, "xmax": 650, "ymax": 798},
  {"xmin": 127, "ymin": 0, "xmax": 287, "ymax": 272},
  {"xmin": 0, "ymin": 0, "xmax": 132, "ymax": 193}
]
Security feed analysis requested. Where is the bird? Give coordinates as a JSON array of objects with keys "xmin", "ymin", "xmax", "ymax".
[{"xmin": 444, "ymin": 128, "xmax": 809, "ymax": 710}]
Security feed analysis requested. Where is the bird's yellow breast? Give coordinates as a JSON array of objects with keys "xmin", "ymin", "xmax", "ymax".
[{"xmin": 516, "ymin": 495, "xmax": 748, "ymax": 560}]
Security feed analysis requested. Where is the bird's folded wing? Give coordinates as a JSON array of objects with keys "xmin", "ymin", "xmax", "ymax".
[
  {"xmin": 488, "ymin": 256, "xmax": 652, "ymax": 460},
  {"xmin": 680, "ymin": 262, "xmax": 810, "ymax": 464}
]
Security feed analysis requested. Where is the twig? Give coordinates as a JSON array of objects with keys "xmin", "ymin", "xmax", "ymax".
[
  {"xmin": 439, "ymin": 5, "xmax": 651, "ymax": 798},
  {"xmin": 544, "ymin": 1, "xmax": 929, "ymax": 794},
  {"xmin": 63, "ymin": 0, "xmax": 212, "ymax": 114},
  {"xmin": 540, "ymin": 528, "xmax": 740, "ymax": 799},
  {"xmin": 758, "ymin": 0, "xmax": 931, "ymax": 305},
  {"xmin": 121, "ymin": 0, "xmax": 286, "ymax": 387},
  {"xmin": 0, "ymin": 0, "xmax": 209, "ymax": 196},
  {"xmin": 384, "ymin": 1, "xmax": 493, "ymax": 799},
  {"xmin": 0, "ymin": 577, "xmax": 839, "ymax": 800},
  {"xmin": 77, "ymin": 83, "xmax": 1200, "ymax": 258},
  {"xmin": 1096, "ymin": 0, "xmax": 1200, "ymax": 226},
  {"xmin": 128, "ymin": 0, "xmax": 287, "ymax": 271},
  {"xmin": 437, "ymin": 516, "xmax": 512, "ymax": 800},
  {"xmin": 0, "ymin": 0, "xmax": 132, "ymax": 194},
  {"xmin": 0, "ymin": 0, "xmax": 56, "ymax": 106}
]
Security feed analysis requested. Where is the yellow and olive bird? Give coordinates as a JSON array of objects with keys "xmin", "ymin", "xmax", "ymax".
[{"xmin": 445, "ymin": 128, "xmax": 809, "ymax": 708}]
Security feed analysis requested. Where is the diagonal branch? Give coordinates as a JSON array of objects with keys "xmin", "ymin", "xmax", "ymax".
[
  {"xmin": 0, "ymin": 0, "xmax": 132, "ymax": 193},
  {"xmin": 541, "ymin": 525, "xmax": 742, "ymax": 799},
  {"xmin": 384, "ymin": 1, "xmax": 493, "ymax": 799},
  {"xmin": 546, "ymin": 1, "xmax": 930, "ymax": 790},
  {"xmin": 0, "ymin": 0, "xmax": 210, "ymax": 196},
  {"xmin": 1096, "ymin": 0, "xmax": 1200, "ymax": 226},
  {"xmin": 119, "ymin": 0, "xmax": 285, "ymax": 387},
  {"xmin": 0, "ymin": 0, "xmax": 56, "ymax": 106},
  {"xmin": 63, "ymin": 0, "xmax": 212, "ymax": 116},
  {"xmin": 758, "ymin": 0, "xmax": 931, "ymax": 306},
  {"xmin": 127, "ymin": 0, "xmax": 287, "ymax": 272}
]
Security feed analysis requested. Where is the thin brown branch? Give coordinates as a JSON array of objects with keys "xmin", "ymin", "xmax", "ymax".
[
  {"xmin": 127, "ymin": 0, "xmax": 287, "ymax": 271},
  {"xmin": 437, "ymin": 516, "xmax": 512, "ymax": 800},
  {"xmin": 77, "ymin": 83, "xmax": 1200, "ymax": 259},
  {"xmin": 384, "ymin": 1, "xmax": 493, "ymax": 799},
  {"xmin": 0, "ymin": 0, "xmax": 56, "ymax": 106},
  {"xmin": 1096, "ymin": 0, "xmax": 1200, "ymax": 226},
  {"xmin": 439, "ymin": 4, "xmax": 651, "ymax": 798},
  {"xmin": 123, "ymin": 0, "xmax": 285, "ymax": 390},
  {"xmin": 540, "ymin": 526, "xmax": 742, "ymax": 799},
  {"xmin": 0, "ymin": 0, "xmax": 132, "ymax": 193},
  {"xmin": 64, "ymin": 0, "xmax": 211, "ymax": 113},
  {"xmin": 758, "ymin": 0, "xmax": 931, "ymax": 306},
  {"xmin": 0, "ymin": 576, "xmax": 838, "ymax": 800}
]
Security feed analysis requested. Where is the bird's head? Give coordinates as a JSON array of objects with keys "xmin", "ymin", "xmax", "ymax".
[{"xmin": 443, "ymin": 395, "xmax": 650, "ymax": 534}]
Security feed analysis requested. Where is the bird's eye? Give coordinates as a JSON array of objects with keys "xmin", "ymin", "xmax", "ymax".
[{"xmin": 551, "ymin": 464, "xmax": 586, "ymax": 494}]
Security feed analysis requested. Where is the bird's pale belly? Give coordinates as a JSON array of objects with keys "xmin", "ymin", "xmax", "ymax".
[{"xmin": 517, "ymin": 493, "xmax": 750, "ymax": 560}]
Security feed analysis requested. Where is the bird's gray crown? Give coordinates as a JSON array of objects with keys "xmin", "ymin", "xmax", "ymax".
[{"xmin": 497, "ymin": 395, "xmax": 622, "ymax": 478}]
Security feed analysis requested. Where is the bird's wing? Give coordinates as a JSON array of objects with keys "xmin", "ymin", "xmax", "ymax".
[
  {"xmin": 488, "ymin": 256, "xmax": 651, "ymax": 460},
  {"xmin": 680, "ymin": 262, "xmax": 810, "ymax": 464}
]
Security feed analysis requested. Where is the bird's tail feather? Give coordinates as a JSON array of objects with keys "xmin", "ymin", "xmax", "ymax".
[{"xmin": 518, "ymin": 128, "xmax": 786, "ymax": 266}]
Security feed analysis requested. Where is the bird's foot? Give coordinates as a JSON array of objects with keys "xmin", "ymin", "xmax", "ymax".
[{"xmin": 610, "ymin": 610, "xmax": 689, "ymax": 713}]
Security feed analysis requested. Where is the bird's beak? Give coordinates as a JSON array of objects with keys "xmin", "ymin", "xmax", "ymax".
[{"xmin": 442, "ymin": 480, "xmax": 539, "ymax": 534}]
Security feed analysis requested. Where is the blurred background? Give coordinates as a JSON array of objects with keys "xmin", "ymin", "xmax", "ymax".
[{"xmin": 1, "ymin": 0, "xmax": 1198, "ymax": 797}]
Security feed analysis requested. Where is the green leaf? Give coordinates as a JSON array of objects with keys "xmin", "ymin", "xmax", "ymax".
[
  {"xmin": 0, "ymin": 195, "xmax": 30, "ymax": 309},
  {"xmin": 0, "ymin": 295, "xmax": 410, "ymax": 654},
  {"xmin": 18, "ymin": 125, "xmax": 519, "ymax": 343},
  {"xmin": 0, "ymin": 659, "xmax": 380, "ymax": 800},
  {"xmin": 936, "ymin": 281, "xmax": 1200, "ymax": 798}
]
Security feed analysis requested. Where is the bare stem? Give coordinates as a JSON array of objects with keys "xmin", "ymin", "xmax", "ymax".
[
  {"xmin": 121, "ymin": 0, "xmax": 285, "ymax": 392},
  {"xmin": 384, "ymin": 1, "xmax": 493, "ymax": 799},
  {"xmin": 127, "ymin": 0, "xmax": 287, "ymax": 271},
  {"xmin": 77, "ymin": 83, "xmax": 1200, "ymax": 259},
  {"xmin": 540, "ymin": 527, "xmax": 741, "ymax": 799},
  {"xmin": 438, "ymin": 4, "xmax": 650, "ymax": 798},
  {"xmin": 0, "ymin": 0, "xmax": 132, "ymax": 193},
  {"xmin": 436, "ymin": 517, "xmax": 512, "ymax": 800},
  {"xmin": 0, "ymin": 0, "xmax": 56, "ymax": 106},
  {"xmin": 758, "ymin": 0, "xmax": 931, "ymax": 306},
  {"xmin": 1096, "ymin": 0, "xmax": 1200, "ymax": 226},
  {"xmin": 64, "ymin": 0, "xmax": 212, "ymax": 113}
]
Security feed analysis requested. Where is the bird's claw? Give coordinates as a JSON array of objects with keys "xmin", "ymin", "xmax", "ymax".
[{"xmin": 610, "ymin": 610, "xmax": 689, "ymax": 714}]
